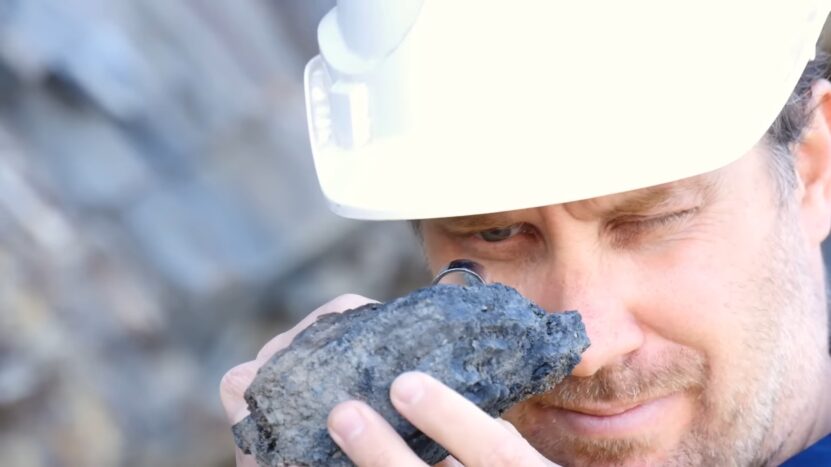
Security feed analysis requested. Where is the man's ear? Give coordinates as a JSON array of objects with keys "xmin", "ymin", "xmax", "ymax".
[{"xmin": 795, "ymin": 78, "xmax": 831, "ymax": 246}]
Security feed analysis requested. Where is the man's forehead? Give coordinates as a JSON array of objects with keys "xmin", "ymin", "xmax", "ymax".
[{"xmin": 434, "ymin": 171, "xmax": 722, "ymax": 229}]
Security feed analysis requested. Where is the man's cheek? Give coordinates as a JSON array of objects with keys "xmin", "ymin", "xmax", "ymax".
[{"xmin": 628, "ymin": 241, "xmax": 740, "ymax": 351}]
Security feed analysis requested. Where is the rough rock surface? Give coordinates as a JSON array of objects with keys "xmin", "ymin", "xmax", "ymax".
[{"xmin": 233, "ymin": 283, "xmax": 590, "ymax": 466}]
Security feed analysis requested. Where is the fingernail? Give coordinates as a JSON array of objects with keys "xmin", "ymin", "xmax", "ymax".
[
  {"xmin": 329, "ymin": 404, "xmax": 364, "ymax": 442},
  {"xmin": 392, "ymin": 372, "xmax": 424, "ymax": 405}
]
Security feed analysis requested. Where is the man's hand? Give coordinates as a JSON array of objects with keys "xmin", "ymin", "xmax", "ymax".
[
  {"xmin": 220, "ymin": 294, "xmax": 376, "ymax": 466},
  {"xmin": 219, "ymin": 294, "xmax": 558, "ymax": 467},
  {"xmin": 328, "ymin": 371, "xmax": 558, "ymax": 466}
]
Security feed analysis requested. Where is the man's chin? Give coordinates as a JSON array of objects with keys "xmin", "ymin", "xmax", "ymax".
[
  {"xmin": 516, "ymin": 425, "xmax": 667, "ymax": 467},
  {"xmin": 539, "ymin": 434, "xmax": 661, "ymax": 467}
]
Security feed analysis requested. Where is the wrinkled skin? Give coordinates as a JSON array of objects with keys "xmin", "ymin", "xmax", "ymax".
[{"xmin": 221, "ymin": 81, "xmax": 831, "ymax": 466}]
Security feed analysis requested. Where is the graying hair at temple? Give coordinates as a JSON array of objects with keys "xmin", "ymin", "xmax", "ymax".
[
  {"xmin": 763, "ymin": 49, "xmax": 831, "ymax": 356},
  {"xmin": 766, "ymin": 51, "xmax": 831, "ymax": 198}
]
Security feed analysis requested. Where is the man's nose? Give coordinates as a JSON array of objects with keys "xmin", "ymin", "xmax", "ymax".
[{"xmin": 531, "ymin": 261, "xmax": 645, "ymax": 378}]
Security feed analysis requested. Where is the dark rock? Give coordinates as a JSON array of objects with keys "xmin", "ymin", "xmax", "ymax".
[{"xmin": 233, "ymin": 283, "xmax": 590, "ymax": 466}]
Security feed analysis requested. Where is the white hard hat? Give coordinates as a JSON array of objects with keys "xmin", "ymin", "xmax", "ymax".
[{"xmin": 305, "ymin": 0, "xmax": 831, "ymax": 220}]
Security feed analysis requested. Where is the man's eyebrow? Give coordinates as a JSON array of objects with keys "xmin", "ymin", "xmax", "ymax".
[
  {"xmin": 434, "ymin": 173, "xmax": 721, "ymax": 230},
  {"xmin": 435, "ymin": 213, "xmax": 520, "ymax": 232},
  {"xmin": 598, "ymin": 174, "xmax": 721, "ymax": 216}
]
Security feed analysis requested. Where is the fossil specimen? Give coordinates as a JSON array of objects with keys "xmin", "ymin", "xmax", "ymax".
[{"xmin": 233, "ymin": 283, "xmax": 589, "ymax": 466}]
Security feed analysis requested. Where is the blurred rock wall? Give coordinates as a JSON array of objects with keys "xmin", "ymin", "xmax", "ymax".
[{"xmin": 0, "ymin": 1, "xmax": 428, "ymax": 466}]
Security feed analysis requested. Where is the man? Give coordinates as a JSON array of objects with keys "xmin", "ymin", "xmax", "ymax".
[{"xmin": 221, "ymin": 1, "xmax": 831, "ymax": 465}]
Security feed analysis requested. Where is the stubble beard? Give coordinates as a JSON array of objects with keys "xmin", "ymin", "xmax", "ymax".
[
  {"xmin": 508, "ymin": 208, "xmax": 825, "ymax": 466},
  {"xmin": 681, "ymin": 211, "xmax": 825, "ymax": 467}
]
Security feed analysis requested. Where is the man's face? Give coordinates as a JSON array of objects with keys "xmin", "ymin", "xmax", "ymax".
[{"xmin": 419, "ymin": 148, "xmax": 829, "ymax": 466}]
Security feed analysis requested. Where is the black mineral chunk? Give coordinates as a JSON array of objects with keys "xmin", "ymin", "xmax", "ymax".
[{"xmin": 233, "ymin": 283, "xmax": 589, "ymax": 466}]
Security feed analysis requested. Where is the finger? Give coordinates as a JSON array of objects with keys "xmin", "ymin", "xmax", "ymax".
[
  {"xmin": 219, "ymin": 360, "xmax": 261, "ymax": 424},
  {"xmin": 328, "ymin": 400, "xmax": 426, "ymax": 467},
  {"xmin": 497, "ymin": 418, "xmax": 523, "ymax": 436},
  {"xmin": 256, "ymin": 294, "xmax": 378, "ymax": 361},
  {"xmin": 390, "ymin": 372, "xmax": 552, "ymax": 467},
  {"xmin": 434, "ymin": 455, "xmax": 464, "ymax": 466},
  {"xmin": 235, "ymin": 448, "xmax": 260, "ymax": 467}
]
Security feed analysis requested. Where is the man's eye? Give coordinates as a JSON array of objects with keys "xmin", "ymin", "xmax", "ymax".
[
  {"xmin": 635, "ymin": 208, "xmax": 697, "ymax": 229},
  {"xmin": 476, "ymin": 225, "xmax": 524, "ymax": 242},
  {"xmin": 610, "ymin": 208, "xmax": 698, "ymax": 243}
]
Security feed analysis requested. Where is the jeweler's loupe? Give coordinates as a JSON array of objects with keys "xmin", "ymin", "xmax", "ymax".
[{"xmin": 431, "ymin": 259, "xmax": 487, "ymax": 286}]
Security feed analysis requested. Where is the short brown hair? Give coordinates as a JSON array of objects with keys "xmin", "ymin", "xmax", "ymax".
[{"xmin": 765, "ymin": 51, "xmax": 831, "ymax": 201}]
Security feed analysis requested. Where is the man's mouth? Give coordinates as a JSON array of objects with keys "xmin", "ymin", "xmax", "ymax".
[{"xmin": 541, "ymin": 393, "xmax": 683, "ymax": 437}]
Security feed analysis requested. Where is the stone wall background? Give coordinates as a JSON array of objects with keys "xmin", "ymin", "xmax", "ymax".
[{"xmin": 0, "ymin": 2, "xmax": 429, "ymax": 466}]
